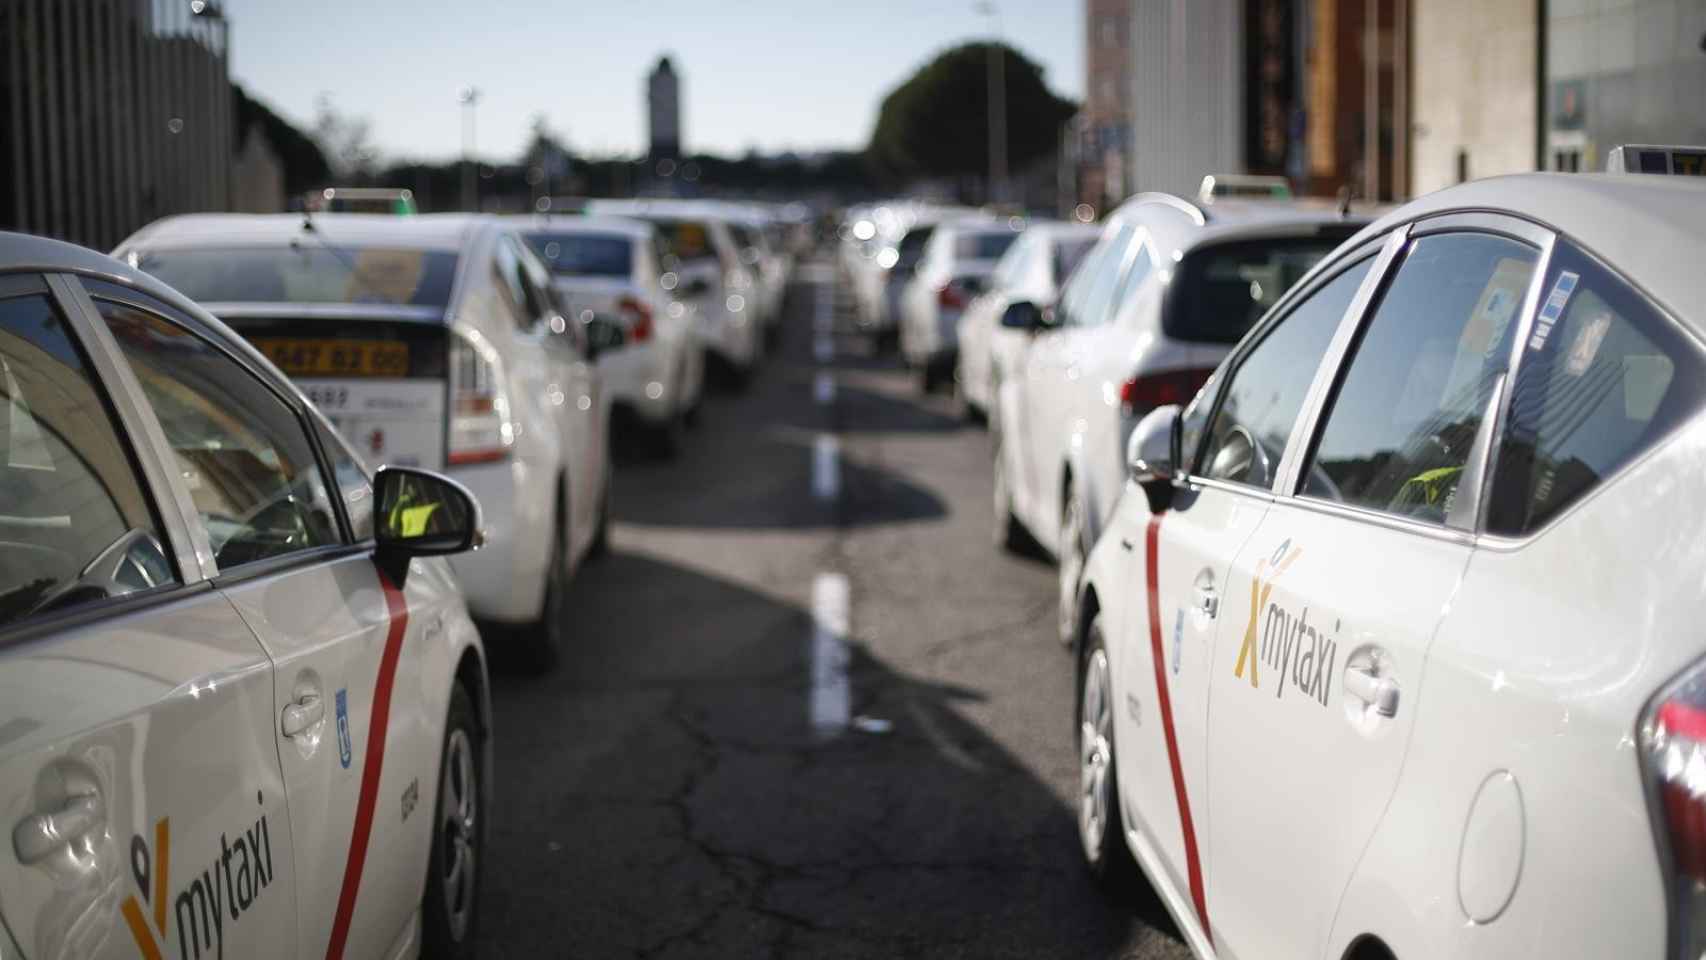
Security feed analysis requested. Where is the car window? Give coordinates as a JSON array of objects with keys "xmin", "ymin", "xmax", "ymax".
[
  {"xmin": 1111, "ymin": 240, "xmax": 1155, "ymax": 315},
  {"xmin": 1053, "ymin": 236, "xmax": 1096, "ymax": 287},
  {"xmin": 523, "ymin": 232, "xmax": 633, "ymax": 278},
  {"xmin": 97, "ymin": 298, "xmax": 342, "ymax": 570},
  {"xmin": 1198, "ymin": 257, "xmax": 1373, "ymax": 488},
  {"xmin": 1165, "ymin": 234, "xmax": 1349, "ymax": 346},
  {"xmin": 0, "ymin": 292, "xmax": 174, "ymax": 629},
  {"xmin": 1068, "ymin": 224, "xmax": 1136, "ymax": 327},
  {"xmin": 955, "ymin": 230, "xmax": 1020, "ymax": 261},
  {"xmin": 495, "ymin": 236, "xmax": 549, "ymax": 329},
  {"xmin": 1486, "ymin": 241, "xmax": 1706, "ymax": 535},
  {"xmin": 1301, "ymin": 233, "xmax": 1539, "ymax": 526},
  {"xmin": 1057, "ymin": 232, "xmax": 1113, "ymax": 321},
  {"xmin": 316, "ymin": 418, "xmax": 375, "ymax": 541},
  {"xmin": 989, "ymin": 235, "xmax": 1028, "ymax": 292},
  {"xmin": 135, "ymin": 246, "xmax": 459, "ymax": 307}
]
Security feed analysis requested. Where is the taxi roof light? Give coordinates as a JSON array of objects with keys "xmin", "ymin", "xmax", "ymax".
[{"xmin": 1605, "ymin": 144, "xmax": 1706, "ymax": 177}]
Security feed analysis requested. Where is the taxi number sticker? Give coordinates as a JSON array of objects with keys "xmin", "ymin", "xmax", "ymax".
[
  {"xmin": 1528, "ymin": 270, "xmax": 1579, "ymax": 352},
  {"xmin": 255, "ymin": 338, "xmax": 409, "ymax": 378}
]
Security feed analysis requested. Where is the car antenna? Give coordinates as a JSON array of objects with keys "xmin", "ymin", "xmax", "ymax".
[{"xmin": 1336, "ymin": 185, "xmax": 1354, "ymax": 219}]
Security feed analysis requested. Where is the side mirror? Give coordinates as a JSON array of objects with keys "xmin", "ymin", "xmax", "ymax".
[
  {"xmin": 1126, "ymin": 404, "xmax": 1183, "ymax": 513},
  {"xmin": 374, "ymin": 466, "xmax": 483, "ymax": 583},
  {"xmin": 1001, "ymin": 301, "xmax": 1044, "ymax": 331},
  {"xmin": 584, "ymin": 312, "xmax": 626, "ymax": 360}
]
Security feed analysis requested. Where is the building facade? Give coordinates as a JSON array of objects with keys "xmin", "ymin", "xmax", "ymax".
[
  {"xmin": 1, "ymin": 0, "xmax": 233, "ymax": 251},
  {"xmin": 648, "ymin": 56, "xmax": 682, "ymax": 161},
  {"xmin": 1081, "ymin": 0, "xmax": 1136, "ymax": 212}
]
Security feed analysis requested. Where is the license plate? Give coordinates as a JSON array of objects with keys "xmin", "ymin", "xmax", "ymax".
[{"xmin": 254, "ymin": 338, "xmax": 409, "ymax": 378}]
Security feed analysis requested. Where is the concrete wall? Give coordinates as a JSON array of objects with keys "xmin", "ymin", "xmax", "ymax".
[
  {"xmin": 1410, "ymin": 0, "xmax": 1539, "ymax": 196},
  {"xmin": 1128, "ymin": 0, "xmax": 1244, "ymax": 199}
]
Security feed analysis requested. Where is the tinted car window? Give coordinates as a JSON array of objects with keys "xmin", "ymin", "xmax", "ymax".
[
  {"xmin": 1486, "ymin": 241, "xmax": 1706, "ymax": 535},
  {"xmin": 1166, "ymin": 234, "xmax": 1348, "ymax": 345},
  {"xmin": 136, "ymin": 246, "xmax": 459, "ymax": 306},
  {"xmin": 895, "ymin": 226, "xmax": 935, "ymax": 270},
  {"xmin": 98, "ymin": 299, "xmax": 341, "ymax": 569},
  {"xmin": 1053, "ymin": 237, "xmax": 1096, "ymax": 286},
  {"xmin": 650, "ymin": 218, "xmax": 720, "ymax": 265},
  {"xmin": 955, "ymin": 230, "xmax": 1020, "ymax": 261},
  {"xmin": 1199, "ymin": 258, "xmax": 1372, "ymax": 487},
  {"xmin": 0, "ymin": 293, "xmax": 173, "ymax": 628},
  {"xmin": 1069, "ymin": 225, "xmax": 1136, "ymax": 327},
  {"xmin": 523, "ymin": 232, "xmax": 633, "ymax": 278},
  {"xmin": 1302, "ymin": 233, "xmax": 1539, "ymax": 525}
]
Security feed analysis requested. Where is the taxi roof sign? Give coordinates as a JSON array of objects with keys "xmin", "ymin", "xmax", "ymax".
[
  {"xmin": 1198, "ymin": 174, "xmax": 1293, "ymax": 204},
  {"xmin": 1605, "ymin": 145, "xmax": 1706, "ymax": 177}
]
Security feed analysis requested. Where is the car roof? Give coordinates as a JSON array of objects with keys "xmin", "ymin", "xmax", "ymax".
[
  {"xmin": 498, "ymin": 213, "xmax": 655, "ymax": 239},
  {"xmin": 119, "ymin": 212, "xmax": 496, "ymax": 253},
  {"xmin": 1109, "ymin": 192, "xmax": 1376, "ymax": 259},
  {"xmin": 1352, "ymin": 172, "xmax": 1706, "ymax": 328},
  {"xmin": 585, "ymin": 199, "xmax": 734, "ymax": 222}
]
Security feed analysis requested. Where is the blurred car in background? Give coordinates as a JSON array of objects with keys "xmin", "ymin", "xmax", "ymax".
[
  {"xmin": 514, "ymin": 214, "xmax": 705, "ymax": 456},
  {"xmin": 117, "ymin": 213, "xmax": 622, "ymax": 666},
  {"xmin": 589, "ymin": 199, "xmax": 765, "ymax": 386},
  {"xmin": 898, "ymin": 216, "xmax": 1023, "ymax": 392},
  {"xmin": 0, "ymin": 230, "xmax": 490, "ymax": 960},
  {"xmin": 721, "ymin": 208, "xmax": 789, "ymax": 344},
  {"xmin": 955, "ymin": 220, "xmax": 1098, "ymax": 420},
  {"xmin": 991, "ymin": 189, "xmax": 1368, "ymax": 646}
]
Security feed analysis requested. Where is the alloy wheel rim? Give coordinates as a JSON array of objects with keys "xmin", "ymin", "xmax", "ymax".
[
  {"xmin": 440, "ymin": 728, "xmax": 478, "ymax": 940},
  {"xmin": 1079, "ymin": 646, "xmax": 1112, "ymax": 860}
]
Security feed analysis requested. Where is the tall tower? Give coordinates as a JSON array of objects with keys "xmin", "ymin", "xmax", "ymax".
[{"xmin": 647, "ymin": 56, "xmax": 682, "ymax": 160}]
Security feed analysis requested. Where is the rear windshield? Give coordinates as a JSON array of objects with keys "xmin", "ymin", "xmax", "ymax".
[
  {"xmin": 1164, "ymin": 234, "xmax": 1350, "ymax": 345},
  {"xmin": 955, "ymin": 231, "xmax": 1020, "ymax": 261},
  {"xmin": 645, "ymin": 218, "xmax": 721, "ymax": 265},
  {"xmin": 896, "ymin": 226, "xmax": 935, "ymax": 264},
  {"xmin": 523, "ymin": 232, "xmax": 633, "ymax": 278},
  {"xmin": 136, "ymin": 246, "xmax": 459, "ymax": 307},
  {"xmin": 1053, "ymin": 237, "xmax": 1096, "ymax": 285}
]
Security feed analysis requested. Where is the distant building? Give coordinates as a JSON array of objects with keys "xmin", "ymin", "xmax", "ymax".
[
  {"xmin": 648, "ymin": 56, "xmax": 682, "ymax": 161},
  {"xmin": 1081, "ymin": 0, "xmax": 1135, "ymax": 211},
  {"xmin": 0, "ymin": 0, "xmax": 234, "ymax": 250}
]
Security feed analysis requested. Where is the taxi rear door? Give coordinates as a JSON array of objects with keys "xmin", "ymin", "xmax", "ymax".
[
  {"xmin": 1202, "ymin": 219, "xmax": 1549, "ymax": 959},
  {"xmin": 0, "ymin": 275, "xmax": 296, "ymax": 960}
]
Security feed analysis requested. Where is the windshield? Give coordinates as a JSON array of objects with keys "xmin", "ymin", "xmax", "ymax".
[
  {"xmin": 1165, "ymin": 234, "xmax": 1351, "ymax": 344},
  {"xmin": 645, "ymin": 218, "xmax": 721, "ymax": 265},
  {"xmin": 135, "ymin": 246, "xmax": 459, "ymax": 306},
  {"xmin": 955, "ymin": 230, "xmax": 1019, "ymax": 261},
  {"xmin": 523, "ymin": 232, "xmax": 634, "ymax": 278}
]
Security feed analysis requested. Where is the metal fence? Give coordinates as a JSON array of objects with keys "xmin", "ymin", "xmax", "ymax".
[{"xmin": 2, "ymin": 0, "xmax": 232, "ymax": 252}]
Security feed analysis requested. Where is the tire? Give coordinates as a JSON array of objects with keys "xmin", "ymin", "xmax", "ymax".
[
  {"xmin": 1058, "ymin": 481, "xmax": 1087, "ymax": 647},
  {"xmin": 645, "ymin": 411, "xmax": 684, "ymax": 459},
  {"xmin": 1078, "ymin": 616, "xmax": 1139, "ymax": 890},
  {"xmin": 991, "ymin": 420, "xmax": 1026, "ymax": 554},
  {"xmin": 873, "ymin": 328, "xmax": 899, "ymax": 355},
  {"xmin": 588, "ymin": 462, "xmax": 612, "ymax": 559},
  {"xmin": 919, "ymin": 361, "xmax": 940, "ymax": 394},
  {"xmin": 421, "ymin": 684, "xmax": 482, "ymax": 959},
  {"xmin": 522, "ymin": 502, "xmax": 567, "ymax": 669}
]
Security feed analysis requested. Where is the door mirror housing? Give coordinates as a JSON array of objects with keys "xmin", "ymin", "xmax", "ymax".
[
  {"xmin": 374, "ymin": 466, "xmax": 483, "ymax": 582},
  {"xmin": 1001, "ymin": 300, "xmax": 1048, "ymax": 331},
  {"xmin": 1126, "ymin": 404, "xmax": 1183, "ymax": 513},
  {"xmin": 583, "ymin": 312, "xmax": 626, "ymax": 360}
]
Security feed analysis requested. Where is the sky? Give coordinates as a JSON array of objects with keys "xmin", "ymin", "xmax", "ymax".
[{"xmin": 229, "ymin": 0, "xmax": 1083, "ymax": 164}]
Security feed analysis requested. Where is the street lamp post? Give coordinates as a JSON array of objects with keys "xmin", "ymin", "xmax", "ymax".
[
  {"xmin": 457, "ymin": 85, "xmax": 481, "ymax": 211},
  {"xmin": 975, "ymin": 2, "xmax": 1007, "ymax": 206}
]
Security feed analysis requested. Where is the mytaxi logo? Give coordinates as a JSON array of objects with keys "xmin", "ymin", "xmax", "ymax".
[
  {"xmin": 122, "ymin": 795, "xmax": 276, "ymax": 960},
  {"xmin": 1233, "ymin": 539, "xmax": 1300, "ymax": 688},
  {"xmin": 1233, "ymin": 538, "xmax": 1341, "ymax": 708}
]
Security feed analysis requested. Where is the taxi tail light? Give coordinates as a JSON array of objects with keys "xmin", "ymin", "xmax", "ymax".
[
  {"xmin": 1641, "ymin": 666, "xmax": 1706, "ymax": 957},
  {"xmin": 1120, "ymin": 368, "xmax": 1215, "ymax": 418},
  {"xmin": 446, "ymin": 332, "xmax": 513, "ymax": 466},
  {"xmin": 618, "ymin": 295, "xmax": 654, "ymax": 343}
]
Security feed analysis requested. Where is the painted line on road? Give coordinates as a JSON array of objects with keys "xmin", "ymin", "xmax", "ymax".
[
  {"xmin": 810, "ymin": 571, "xmax": 851, "ymax": 737},
  {"xmin": 813, "ymin": 434, "xmax": 840, "ymax": 501},
  {"xmin": 814, "ymin": 372, "xmax": 835, "ymax": 405},
  {"xmin": 814, "ymin": 271, "xmax": 835, "ymax": 362}
]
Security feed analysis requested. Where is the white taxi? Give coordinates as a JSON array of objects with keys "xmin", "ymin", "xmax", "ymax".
[
  {"xmin": 116, "ymin": 214, "xmax": 618, "ymax": 666},
  {"xmin": 1073, "ymin": 164, "xmax": 1706, "ymax": 960},
  {"xmin": 0, "ymin": 231, "xmax": 490, "ymax": 959}
]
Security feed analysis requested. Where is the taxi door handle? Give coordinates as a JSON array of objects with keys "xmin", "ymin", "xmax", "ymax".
[
  {"xmin": 282, "ymin": 692, "xmax": 325, "ymax": 738},
  {"xmin": 1192, "ymin": 584, "xmax": 1219, "ymax": 620},
  {"xmin": 14, "ymin": 791, "xmax": 104, "ymax": 865},
  {"xmin": 1345, "ymin": 666, "xmax": 1400, "ymax": 718}
]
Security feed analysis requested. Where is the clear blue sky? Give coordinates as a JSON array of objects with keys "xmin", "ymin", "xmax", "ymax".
[{"xmin": 229, "ymin": 0, "xmax": 1083, "ymax": 163}]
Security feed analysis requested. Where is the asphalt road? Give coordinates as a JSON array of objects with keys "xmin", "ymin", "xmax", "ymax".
[{"xmin": 479, "ymin": 261, "xmax": 1193, "ymax": 959}]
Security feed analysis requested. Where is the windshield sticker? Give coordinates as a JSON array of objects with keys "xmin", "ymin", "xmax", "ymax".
[
  {"xmin": 1465, "ymin": 257, "xmax": 1532, "ymax": 361},
  {"xmin": 1234, "ymin": 540, "xmax": 1340, "ymax": 708},
  {"xmin": 1528, "ymin": 270, "xmax": 1580, "ymax": 352},
  {"xmin": 1564, "ymin": 312, "xmax": 1612, "ymax": 376}
]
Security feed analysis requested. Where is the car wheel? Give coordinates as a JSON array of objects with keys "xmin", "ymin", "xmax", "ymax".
[
  {"xmin": 1078, "ymin": 617, "xmax": 1138, "ymax": 889},
  {"xmin": 646, "ymin": 410, "xmax": 684, "ymax": 459},
  {"xmin": 589, "ymin": 462, "xmax": 612, "ymax": 559},
  {"xmin": 1059, "ymin": 482, "xmax": 1087, "ymax": 647},
  {"xmin": 523, "ymin": 503, "xmax": 567, "ymax": 669},
  {"xmin": 873, "ymin": 328, "xmax": 899, "ymax": 355},
  {"xmin": 421, "ymin": 684, "xmax": 481, "ymax": 959},
  {"xmin": 992, "ymin": 422, "xmax": 1025, "ymax": 553}
]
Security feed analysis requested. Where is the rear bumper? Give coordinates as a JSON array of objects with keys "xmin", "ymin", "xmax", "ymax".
[{"xmin": 445, "ymin": 458, "xmax": 552, "ymax": 624}]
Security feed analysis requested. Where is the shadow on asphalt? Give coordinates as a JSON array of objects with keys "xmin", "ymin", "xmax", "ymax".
[{"xmin": 482, "ymin": 550, "xmax": 1182, "ymax": 959}]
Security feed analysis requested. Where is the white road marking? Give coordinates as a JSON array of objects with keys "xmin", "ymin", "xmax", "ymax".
[
  {"xmin": 814, "ymin": 272, "xmax": 835, "ymax": 361},
  {"xmin": 814, "ymin": 372, "xmax": 835, "ymax": 405},
  {"xmin": 811, "ymin": 572, "xmax": 851, "ymax": 737},
  {"xmin": 813, "ymin": 434, "xmax": 840, "ymax": 501}
]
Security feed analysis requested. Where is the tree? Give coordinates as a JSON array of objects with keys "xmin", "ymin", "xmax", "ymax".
[
  {"xmin": 867, "ymin": 42, "xmax": 1076, "ymax": 188},
  {"xmin": 313, "ymin": 93, "xmax": 379, "ymax": 180},
  {"xmin": 233, "ymin": 86, "xmax": 332, "ymax": 196}
]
